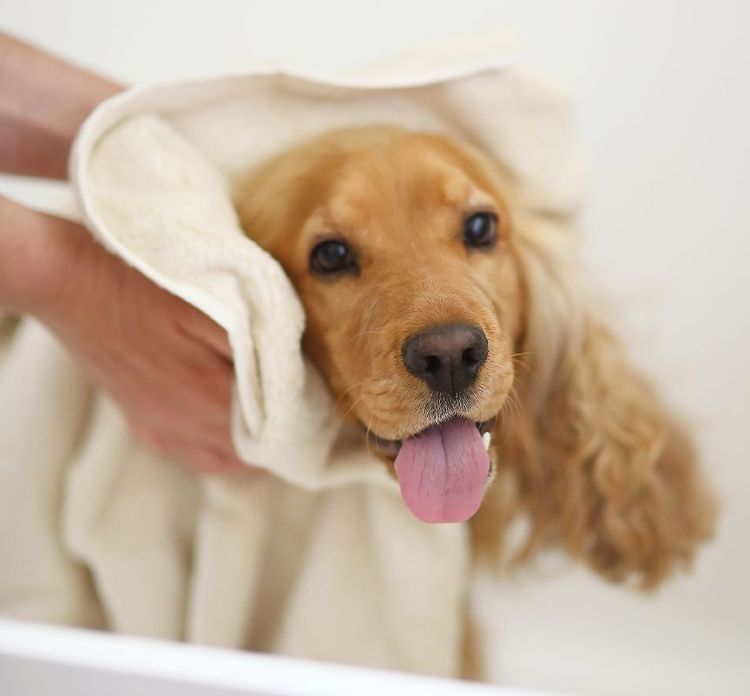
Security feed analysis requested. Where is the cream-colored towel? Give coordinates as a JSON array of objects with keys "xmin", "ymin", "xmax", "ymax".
[{"xmin": 0, "ymin": 36, "xmax": 585, "ymax": 675}]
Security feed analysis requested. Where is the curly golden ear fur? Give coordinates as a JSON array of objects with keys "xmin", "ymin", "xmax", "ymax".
[{"xmin": 474, "ymin": 214, "xmax": 716, "ymax": 588}]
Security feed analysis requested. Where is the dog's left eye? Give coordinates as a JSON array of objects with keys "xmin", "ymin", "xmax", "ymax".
[{"xmin": 463, "ymin": 212, "xmax": 498, "ymax": 248}]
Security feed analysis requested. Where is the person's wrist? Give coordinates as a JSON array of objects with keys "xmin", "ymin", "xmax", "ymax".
[
  {"xmin": 30, "ymin": 214, "xmax": 102, "ymax": 328},
  {"xmin": 0, "ymin": 197, "xmax": 96, "ymax": 321}
]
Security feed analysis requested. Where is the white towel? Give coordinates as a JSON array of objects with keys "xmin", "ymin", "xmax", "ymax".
[{"xmin": 0, "ymin": 35, "xmax": 585, "ymax": 675}]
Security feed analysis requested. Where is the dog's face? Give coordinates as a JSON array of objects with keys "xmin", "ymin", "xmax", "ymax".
[
  {"xmin": 237, "ymin": 126, "xmax": 524, "ymax": 522},
  {"xmin": 238, "ymin": 125, "xmax": 714, "ymax": 584}
]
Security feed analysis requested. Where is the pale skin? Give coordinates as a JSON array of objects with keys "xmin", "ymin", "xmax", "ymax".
[{"xmin": 0, "ymin": 33, "xmax": 249, "ymax": 474}]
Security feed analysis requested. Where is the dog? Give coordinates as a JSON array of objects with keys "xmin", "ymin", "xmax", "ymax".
[{"xmin": 234, "ymin": 125, "xmax": 715, "ymax": 594}]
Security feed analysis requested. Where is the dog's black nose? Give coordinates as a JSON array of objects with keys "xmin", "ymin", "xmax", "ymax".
[{"xmin": 402, "ymin": 323, "xmax": 488, "ymax": 394}]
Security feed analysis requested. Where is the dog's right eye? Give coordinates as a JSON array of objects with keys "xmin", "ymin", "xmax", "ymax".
[
  {"xmin": 462, "ymin": 211, "xmax": 498, "ymax": 248},
  {"xmin": 310, "ymin": 239, "xmax": 357, "ymax": 275}
]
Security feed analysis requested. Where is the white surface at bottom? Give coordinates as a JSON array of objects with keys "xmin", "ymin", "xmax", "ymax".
[{"xmin": 0, "ymin": 619, "xmax": 567, "ymax": 696}]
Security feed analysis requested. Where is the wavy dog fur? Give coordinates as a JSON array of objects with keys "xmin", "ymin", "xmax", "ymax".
[
  {"xmin": 235, "ymin": 126, "xmax": 716, "ymax": 597},
  {"xmin": 472, "ymin": 210, "xmax": 716, "ymax": 588}
]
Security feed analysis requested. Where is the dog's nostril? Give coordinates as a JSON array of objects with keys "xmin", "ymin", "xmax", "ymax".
[
  {"xmin": 462, "ymin": 347, "xmax": 481, "ymax": 366},
  {"xmin": 424, "ymin": 355, "xmax": 441, "ymax": 374}
]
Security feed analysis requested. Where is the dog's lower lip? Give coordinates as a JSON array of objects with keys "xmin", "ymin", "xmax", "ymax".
[
  {"xmin": 365, "ymin": 415, "xmax": 497, "ymax": 457},
  {"xmin": 367, "ymin": 433, "xmax": 402, "ymax": 457}
]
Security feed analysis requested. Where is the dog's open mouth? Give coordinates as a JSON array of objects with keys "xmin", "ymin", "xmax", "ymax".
[{"xmin": 366, "ymin": 417, "xmax": 496, "ymax": 524}]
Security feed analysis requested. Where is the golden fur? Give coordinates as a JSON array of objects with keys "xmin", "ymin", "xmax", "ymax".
[{"xmin": 235, "ymin": 125, "xmax": 715, "ymax": 594}]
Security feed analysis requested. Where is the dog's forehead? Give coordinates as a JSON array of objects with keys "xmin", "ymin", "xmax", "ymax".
[{"xmin": 324, "ymin": 144, "xmax": 480, "ymax": 231}]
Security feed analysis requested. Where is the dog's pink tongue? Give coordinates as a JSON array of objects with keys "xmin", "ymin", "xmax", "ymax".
[{"xmin": 394, "ymin": 417, "xmax": 489, "ymax": 524}]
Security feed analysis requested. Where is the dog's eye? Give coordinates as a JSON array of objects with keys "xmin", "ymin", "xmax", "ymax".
[
  {"xmin": 463, "ymin": 212, "xmax": 498, "ymax": 248},
  {"xmin": 310, "ymin": 239, "xmax": 357, "ymax": 275}
]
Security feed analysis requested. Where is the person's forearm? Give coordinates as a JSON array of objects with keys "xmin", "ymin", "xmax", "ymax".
[
  {"xmin": 0, "ymin": 33, "xmax": 121, "ymax": 179},
  {"xmin": 0, "ymin": 195, "xmax": 87, "ymax": 317}
]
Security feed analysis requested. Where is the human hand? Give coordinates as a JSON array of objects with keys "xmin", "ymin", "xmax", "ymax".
[
  {"xmin": 0, "ymin": 37, "xmax": 251, "ymax": 475},
  {"xmin": 0, "ymin": 197, "xmax": 253, "ymax": 475}
]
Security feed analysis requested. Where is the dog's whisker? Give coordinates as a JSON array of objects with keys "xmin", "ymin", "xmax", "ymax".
[
  {"xmin": 334, "ymin": 392, "xmax": 371, "ymax": 430},
  {"xmin": 500, "ymin": 385, "xmax": 523, "ymax": 425},
  {"xmin": 333, "ymin": 378, "xmax": 393, "ymax": 410},
  {"xmin": 351, "ymin": 328, "xmax": 389, "ymax": 341},
  {"xmin": 364, "ymin": 418, "xmax": 376, "ymax": 459}
]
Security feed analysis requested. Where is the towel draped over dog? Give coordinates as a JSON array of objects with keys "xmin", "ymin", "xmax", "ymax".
[{"xmin": 0, "ymin": 36, "xmax": 585, "ymax": 675}]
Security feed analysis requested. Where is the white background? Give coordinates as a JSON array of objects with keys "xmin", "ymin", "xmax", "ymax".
[{"xmin": 1, "ymin": 1, "xmax": 748, "ymax": 695}]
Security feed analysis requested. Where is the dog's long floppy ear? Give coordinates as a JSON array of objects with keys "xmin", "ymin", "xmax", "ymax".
[{"xmin": 478, "ymin": 213, "xmax": 716, "ymax": 588}]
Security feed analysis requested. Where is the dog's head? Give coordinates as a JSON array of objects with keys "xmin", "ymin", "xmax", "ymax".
[
  {"xmin": 237, "ymin": 126, "xmax": 524, "ymax": 522},
  {"xmin": 237, "ymin": 125, "xmax": 714, "ymax": 586}
]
